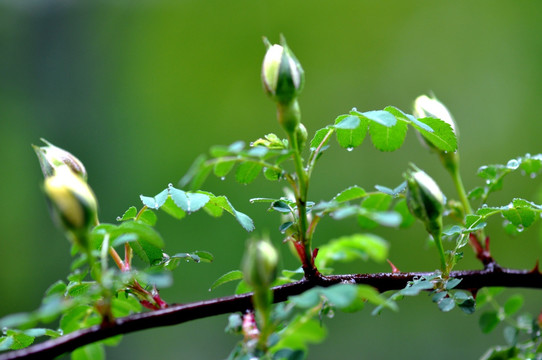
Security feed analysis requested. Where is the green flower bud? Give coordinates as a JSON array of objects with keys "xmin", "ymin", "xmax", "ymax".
[
  {"xmin": 405, "ymin": 164, "xmax": 446, "ymax": 234},
  {"xmin": 242, "ymin": 239, "xmax": 278, "ymax": 290},
  {"xmin": 44, "ymin": 166, "xmax": 98, "ymax": 249},
  {"xmin": 33, "ymin": 138, "xmax": 88, "ymax": 180},
  {"xmin": 261, "ymin": 36, "xmax": 304, "ymax": 106},
  {"xmin": 295, "ymin": 123, "xmax": 308, "ymax": 151}
]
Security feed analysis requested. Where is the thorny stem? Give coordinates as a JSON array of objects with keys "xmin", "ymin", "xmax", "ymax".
[{"xmin": 3, "ymin": 265, "xmax": 541, "ymax": 360}]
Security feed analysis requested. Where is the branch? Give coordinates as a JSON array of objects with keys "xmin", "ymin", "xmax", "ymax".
[{"xmin": 2, "ymin": 265, "xmax": 540, "ymax": 360}]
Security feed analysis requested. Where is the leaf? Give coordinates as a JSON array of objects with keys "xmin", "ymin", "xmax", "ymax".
[
  {"xmin": 437, "ymin": 297, "xmax": 455, "ymax": 312},
  {"xmin": 358, "ymin": 193, "xmax": 393, "ymax": 228},
  {"xmin": 334, "ymin": 115, "xmax": 361, "ymax": 129},
  {"xmin": 309, "ymin": 127, "xmax": 333, "ymax": 150},
  {"xmin": 502, "ymin": 206, "xmax": 536, "ymax": 228},
  {"xmin": 168, "ymin": 186, "xmax": 210, "ymax": 213},
  {"xmin": 213, "ymin": 159, "xmax": 236, "ymax": 178},
  {"xmin": 333, "ymin": 186, "xmax": 367, "ymax": 203},
  {"xmin": 139, "ymin": 189, "xmax": 169, "ymax": 209},
  {"xmin": 204, "ymin": 194, "xmax": 255, "ymax": 232},
  {"xmin": 116, "ymin": 221, "xmax": 164, "ymax": 249},
  {"xmin": 503, "ymin": 295, "xmax": 523, "ymax": 316},
  {"xmin": 235, "ymin": 161, "xmax": 263, "ymax": 184},
  {"xmin": 138, "ymin": 209, "xmax": 157, "ymax": 226},
  {"xmin": 271, "ymin": 317, "xmax": 327, "ymax": 352},
  {"xmin": 4, "ymin": 330, "xmax": 34, "ymax": 350},
  {"xmin": 160, "ymin": 196, "xmax": 186, "ymax": 219},
  {"xmin": 394, "ymin": 199, "xmax": 415, "ymax": 228},
  {"xmin": 410, "ymin": 117, "xmax": 457, "ymax": 152},
  {"xmin": 369, "ymin": 119, "xmax": 408, "ymax": 152},
  {"xmin": 71, "ymin": 342, "xmax": 105, "ymax": 360},
  {"xmin": 358, "ymin": 110, "xmax": 397, "ymax": 127},
  {"xmin": 315, "ymin": 234, "xmax": 388, "ymax": 269},
  {"xmin": 117, "ymin": 206, "xmax": 137, "ymax": 221},
  {"xmin": 178, "ymin": 154, "xmax": 212, "ymax": 190},
  {"xmin": 209, "ymin": 270, "xmax": 244, "ymax": 291},
  {"xmin": 479, "ymin": 311, "xmax": 501, "ymax": 333}
]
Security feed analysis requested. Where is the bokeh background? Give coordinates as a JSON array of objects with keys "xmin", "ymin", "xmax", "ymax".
[{"xmin": 1, "ymin": 0, "xmax": 542, "ymax": 359}]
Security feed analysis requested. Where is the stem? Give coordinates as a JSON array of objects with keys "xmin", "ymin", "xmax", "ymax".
[{"xmin": 3, "ymin": 266, "xmax": 541, "ymax": 360}]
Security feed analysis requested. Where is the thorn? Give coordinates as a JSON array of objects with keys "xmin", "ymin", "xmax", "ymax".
[
  {"xmin": 470, "ymin": 288, "xmax": 479, "ymax": 299},
  {"xmin": 387, "ymin": 259, "xmax": 400, "ymax": 274},
  {"xmin": 530, "ymin": 260, "xmax": 540, "ymax": 274}
]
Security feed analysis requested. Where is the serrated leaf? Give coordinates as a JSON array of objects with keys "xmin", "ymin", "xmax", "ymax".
[
  {"xmin": 204, "ymin": 194, "xmax": 255, "ymax": 232},
  {"xmin": 358, "ymin": 110, "xmax": 397, "ymax": 127},
  {"xmin": 334, "ymin": 115, "xmax": 361, "ymax": 129},
  {"xmin": 235, "ymin": 161, "xmax": 263, "ymax": 184},
  {"xmin": 4, "ymin": 330, "xmax": 34, "ymax": 350},
  {"xmin": 502, "ymin": 207, "xmax": 536, "ymax": 228},
  {"xmin": 394, "ymin": 199, "xmax": 415, "ymax": 228},
  {"xmin": 117, "ymin": 206, "xmax": 137, "ymax": 221},
  {"xmin": 411, "ymin": 117, "xmax": 457, "ymax": 152},
  {"xmin": 139, "ymin": 189, "xmax": 169, "ymax": 209},
  {"xmin": 263, "ymin": 167, "xmax": 282, "ymax": 181},
  {"xmin": 66, "ymin": 282, "xmax": 93, "ymax": 297},
  {"xmin": 369, "ymin": 120, "xmax": 408, "ymax": 152},
  {"xmin": 209, "ymin": 270, "xmax": 243, "ymax": 291},
  {"xmin": 358, "ymin": 193, "xmax": 393, "ymax": 228},
  {"xmin": 0, "ymin": 337, "xmax": 14, "ymax": 351},
  {"xmin": 117, "ymin": 222, "xmax": 164, "ymax": 249},
  {"xmin": 45, "ymin": 280, "xmax": 67, "ymax": 297},
  {"xmin": 310, "ymin": 127, "xmax": 333, "ymax": 150},
  {"xmin": 271, "ymin": 317, "xmax": 327, "ymax": 352},
  {"xmin": 178, "ymin": 154, "xmax": 211, "ymax": 190},
  {"xmin": 160, "ymin": 196, "xmax": 186, "ymax": 219},
  {"xmin": 315, "ymin": 234, "xmax": 388, "ymax": 269},
  {"xmin": 333, "ymin": 186, "xmax": 367, "ymax": 202},
  {"xmin": 437, "ymin": 297, "xmax": 455, "ymax": 312},
  {"xmin": 138, "ymin": 209, "xmax": 157, "ymax": 226}
]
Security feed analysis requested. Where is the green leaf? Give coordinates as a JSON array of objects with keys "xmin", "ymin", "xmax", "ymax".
[
  {"xmin": 161, "ymin": 196, "xmax": 186, "ymax": 219},
  {"xmin": 117, "ymin": 221, "xmax": 165, "ymax": 249},
  {"xmin": 178, "ymin": 154, "xmax": 212, "ymax": 190},
  {"xmin": 369, "ymin": 119, "xmax": 408, "ymax": 152},
  {"xmin": 209, "ymin": 270, "xmax": 244, "ymax": 291},
  {"xmin": 333, "ymin": 115, "xmax": 367, "ymax": 149},
  {"xmin": 117, "ymin": 206, "xmax": 137, "ymax": 221},
  {"xmin": 271, "ymin": 316, "xmax": 327, "ymax": 352},
  {"xmin": 358, "ymin": 193, "xmax": 393, "ymax": 229},
  {"xmin": 479, "ymin": 311, "xmax": 501, "ymax": 333},
  {"xmin": 111, "ymin": 296, "xmax": 141, "ymax": 318},
  {"xmin": 138, "ymin": 208, "xmax": 157, "ymax": 226},
  {"xmin": 333, "ymin": 186, "xmax": 367, "ymax": 203},
  {"xmin": 235, "ymin": 161, "xmax": 263, "ymax": 184},
  {"xmin": 213, "ymin": 159, "xmax": 236, "ymax": 178},
  {"xmin": 71, "ymin": 342, "xmax": 105, "ymax": 360},
  {"xmin": 23, "ymin": 328, "xmax": 61, "ymax": 339},
  {"xmin": 45, "ymin": 280, "xmax": 67, "ymax": 297},
  {"xmin": 411, "ymin": 117, "xmax": 457, "ymax": 152},
  {"xmin": 139, "ymin": 189, "xmax": 169, "ymax": 209},
  {"xmin": 437, "ymin": 297, "xmax": 455, "ymax": 312},
  {"xmin": 204, "ymin": 194, "xmax": 255, "ymax": 232},
  {"xmin": 168, "ymin": 186, "xmax": 210, "ymax": 213},
  {"xmin": 315, "ymin": 234, "xmax": 388, "ymax": 269},
  {"xmin": 309, "ymin": 127, "xmax": 333, "ymax": 150},
  {"xmin": 66, "ymin": 282, "xmax": 93, "ymax": 297},
  {"xmin": 4, "ymin": 330, "xmax": 34, "ymax": 350},
  {"xmin": 502, "ymin": 206, "xmax": 536, "ymax": 228},
  {"xmin": 503, "ymin": 295, "xmax": 523, "ymax": 316},
  {"xmin": 394, "ymin": 199, "xmax": 415, "ymax": 228},
  {"xmin": 264, "ymin": 167, "xmax": 282, "ymax": 181},
  {"xmin": 358, "ymin": 110, "xmax": 397, "ymax": 127},
  {"xmin": 334, "ymin": 115, "xmax": 360, "ymax": 129},
  {"xmin": 0, "ymin": 336, "xmax": 14, "ymax": 351}
]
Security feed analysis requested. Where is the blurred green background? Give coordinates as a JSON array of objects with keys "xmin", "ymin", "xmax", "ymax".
[{"xmin": 1, "ymin": 0, "xmax": 542, "ymax": 358}]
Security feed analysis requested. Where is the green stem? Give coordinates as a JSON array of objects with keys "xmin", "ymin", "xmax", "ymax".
[{"xmin": 433, "ymin": 231, "xmax": 447, "ymax": 276}]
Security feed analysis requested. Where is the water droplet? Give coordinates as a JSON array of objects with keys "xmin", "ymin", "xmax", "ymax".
[
  {"xmin": 220, "ymin": 177, "xmax": 226, "ymax": 181},
  {"xmin": 486, "ymin": 180, "xmax": 491, "ymax": 185},
  {"xmin": 530, "ymin": 172, "xmax": 537, "ymax": 179},
  {"xmin": 2, "ymin": 327, "xmax": 7, "ymax": 335},
  {"xmin": 57, "ymin": 329, "xmax": 63, "ymax": 336},
  {"xmin": 508, "ymin": 203, "xmax": 514, "ymax": 209},
  {"xmin": 168, "ymin": 183, "xmax": 173, "ymax": 188},
  {"xmin": 482, "ymin": 204, "xmax": 488, "ymax": 208},
  {"xmin": 525, "ymin": 153, "xmax": 531, "ymax": 158},
  {"xmin": 506, "ymin": 159, "xmax": 520, "ymax": 170},
  {"xmin": 517, "ymin": 225, "xmax": 524, "ymax": 232},
  {"xmin": 346, "ymin": 147, "xmax": 354, "ymax": 152},
  {"xmin": 116, "ymin": 216, "xmax": 122, "ymax": 221},
  {"xmin": 186, "ymin": 260, "xmax": 190, "ymax": 263}
]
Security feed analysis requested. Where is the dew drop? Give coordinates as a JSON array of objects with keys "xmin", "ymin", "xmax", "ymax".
[
  {"xmin": 486, "ymin": 180, "xmax": 491, "ymax": 185},
  {"xmin": 517, "ymin": 225, "xmax": 524, "ymax": 232},
  {"xmin": 506, "ymin": 159, "xmax": 520, "ymax": 170},
  {"xmin": 346, "ymin": 147, "xmax": 354, "ymax": 152},
  {"xmin": 508, "ymin": 203, "xmax": 514, "ymax": 209},
  {"xmin": 168, "ymin": 183, "xmax": 173, "ymax": 188},
  {"xmin": 116, "ymin": 216, "xmax": 122, "ymax": 221},
  {"xmin": 220, "ymin": 177, "xmax": 226, "ymax": 181},
  {"xmin": 481, "ymin": 204, "xmax": 488, "ymax": 208},
  {"xmin": 57, "ymin": 329, "xmax": 63, "ymax": 336},
  {"xmin": 2, "ymin": 327, "xmax": 7, "ymax": 335},
  {"xmin": 530, "ymin": 172, "xmax": 537, "ymax": 179}
]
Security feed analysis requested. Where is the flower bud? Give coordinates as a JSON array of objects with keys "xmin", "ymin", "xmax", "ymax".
[
  {"xmin": 33, "ymin": 139, "xmax": 87, "ymax": 180},
  {"xmin": 413, "ymin": 94, "xmax": 458, "ymax": 138},
  {"xmin": 261, "ymin": 36, "xmax": 304, "ymax": 105},
  {"xmin": 242, "ymin": 238, "xmax": 278, "ymax": 290},
  {"xmin": 44, "ymin": 166, "xmax": 98, "ymax": 249},
  {"xmin": 405, "ymin": 164, "xmax": 446, "ymax": 234},
  {"xmin": 295, "ymin": 123, "xmax": 308, "ymax": 151}
]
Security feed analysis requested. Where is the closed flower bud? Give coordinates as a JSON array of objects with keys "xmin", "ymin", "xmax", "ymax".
[
  {"xmin": 261, "ymin": 36, "xmax": 304, "ymax": 105},
  {"xmin": 44, "ymin": 166, "xmax": 98, "ymax": 249},
  {"xmin": 295, "ymin": 123, "xmax": 308, "ymax": 150},
  {"xmin": 405, "ymin": 164, "xmax": 446, "ymax": 233},
  {"xmin": 414, "ymin": 94, "xmax": 458, "ymax": 138},
  {"xmin": 33, "ymin": 139, "xmax": 88, "ymax": 180},
  {"xmin": 242, "ymin": 239, "xmax": 278, "ymax": 290}
]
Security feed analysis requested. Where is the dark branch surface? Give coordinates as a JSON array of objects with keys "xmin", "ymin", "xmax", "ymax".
[{"xmin": 2, "ymin": 266, "xmax": 541, "ymax": 360}]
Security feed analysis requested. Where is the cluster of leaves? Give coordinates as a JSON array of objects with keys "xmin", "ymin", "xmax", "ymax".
[{"xmin": 477, "ymin": 288, "xmax": 542, "ymax": 360}]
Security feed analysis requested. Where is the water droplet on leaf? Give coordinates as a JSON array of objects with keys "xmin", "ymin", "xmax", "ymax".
[
  {"xmin": 506, "ymin": 159, "xmax": 520, "ymax": 170},
  {"xmin": 530, "ymin": 173, "xmax": 537, "ymax": 179},
  {"xmin": 220, "ymin": 177, "xmax": 226, "ymax": 181},
  {"xmin": 346, "ymin": 147, "xmax": 354, "ymax": 152},
  {"xmin": 168, "ymin": 183, "xmax": 173, "ymax": 188}
]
